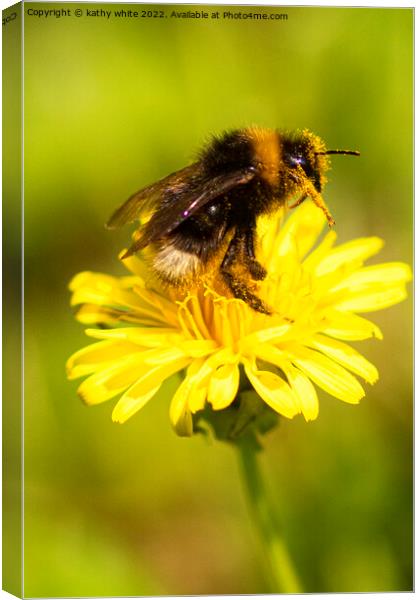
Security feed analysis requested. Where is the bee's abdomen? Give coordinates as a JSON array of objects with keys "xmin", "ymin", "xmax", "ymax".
[{"xmin": 153, "ymin": 243, "xmax": 201, "ymax": 283}]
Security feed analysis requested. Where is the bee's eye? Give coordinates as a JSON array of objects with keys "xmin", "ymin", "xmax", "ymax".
[
  {"xmin": 285, "ymin": 152, "xmax": 317, "ymax": 186},
  {"xmin": 289, "ymin": 155, "xmax": 307, "ymax": 169}
]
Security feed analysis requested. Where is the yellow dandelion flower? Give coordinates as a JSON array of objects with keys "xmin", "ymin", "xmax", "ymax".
[{"xmin": 67, "ymin": 202, "xmax": 411, "ymax": 437}]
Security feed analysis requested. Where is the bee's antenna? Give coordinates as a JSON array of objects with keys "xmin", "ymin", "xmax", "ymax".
[{"xmin": 317, "ymin": 149, "xmax": 360, "ymax": 156}]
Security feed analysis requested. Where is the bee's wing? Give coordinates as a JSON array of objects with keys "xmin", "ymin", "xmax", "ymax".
[
  {"xmin": 106, "ymin": 163, "xmax": 200, "ymax": 230},
  {"xmin": 132, "ymin": 166, "xmax": 256, "ymax": 253}
]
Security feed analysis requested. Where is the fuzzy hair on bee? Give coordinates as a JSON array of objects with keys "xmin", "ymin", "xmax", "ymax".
[{"xmin": 107, "ymin": 127, "xmax": 359, "ymax": 314}]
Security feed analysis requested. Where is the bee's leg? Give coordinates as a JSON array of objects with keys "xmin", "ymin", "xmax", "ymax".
[
  {"xmin": 220, "ymin": 232, "xmax": 271, "ymax": 315},
  {"xmin": 295, "ymin": 164, "xmax": 335, "ymax": 226},
  {"xmin": 244, "ymin": 226, "xmax": 267, "ymax": 281},
  {"xmin": 307, "ymin": 186, "xmax": 335, "ymax": 226},
  {"xmin": 221, "ymin": 270, "xmax": 272, "ymax": 315},
  {"xmin": 288, "ymin": 193, "xmax": 307, "ymax": 209}
]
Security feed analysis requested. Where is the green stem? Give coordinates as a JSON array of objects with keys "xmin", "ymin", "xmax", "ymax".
[{"xmin": 237, "ymin": 440, "xmax": 303, "ymax": 593}]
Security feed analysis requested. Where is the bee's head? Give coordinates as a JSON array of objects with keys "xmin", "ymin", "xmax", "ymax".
[{"xmin": 282, "ymin": 130, "xmax": 360, "ymax": 192}]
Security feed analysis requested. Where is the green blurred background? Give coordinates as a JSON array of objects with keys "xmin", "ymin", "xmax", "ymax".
[{"xmin": 16, "ymin": 3, "xmax": 414, "ymax": 595}]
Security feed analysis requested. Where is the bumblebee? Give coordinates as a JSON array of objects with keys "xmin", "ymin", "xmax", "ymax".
[{"xmin": 107, "ymin": 127, "xmax": 359, "ymax": 314}]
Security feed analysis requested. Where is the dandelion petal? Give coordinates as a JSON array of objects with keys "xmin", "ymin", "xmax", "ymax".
[
  {"xmin": 315, "ymin": 237, "xmax": 384, "ymax": 277},
  {"xmin": 291, "ymin": 347, "xmax": 365, "ymax": 404},
  {"xmin": 208, "ymin": 363, "xmax": 240, "ymax": 410},
  {"xmin": 67, "ymin": 340, "xmax": 140, "ymax": 380},
  {"xmin": 322, "ymin": 309, "xmax": 383, "ymax": 341},
  {"xmin": 169, "ymin": 377, "xmax": 194, "ymax": 437},
  {"xmin": 333, "ymin": 262, "xmax": 412, "ymax": 291},
  {"xmin": 77, "ymin": 354, "xmax": 145, "ymax": 405},
  {"xmin": 334, "ymin": 287, "xmax": 408, "ymax": 313},
  {"xmin": 245, "ymin": 364, "xmax": 299, "ymax": 419},
  {"xmin": 112, "ymin": 384, "xmax": 161, "ymax": 424},
  {"xmin": 276, "ymin": 202, "xmax": 326, "ymax": 258},
  {"xmin": 307, "ymin": 334, "xmax": 379, "ymax": 384},
  {"xmin": 283, "ymin": 364, "xmax": 319, "ymax": 421}
]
